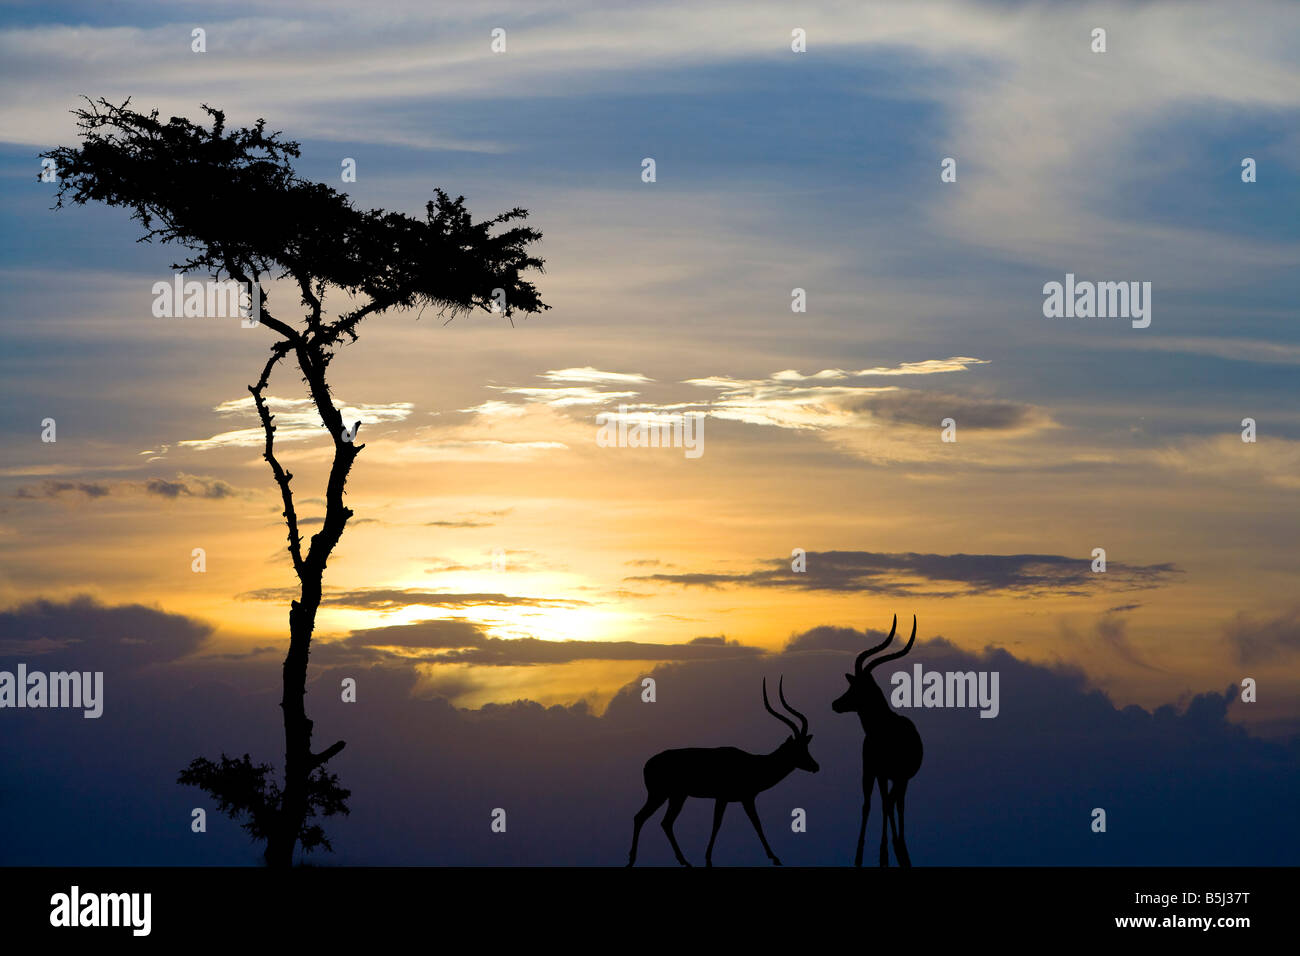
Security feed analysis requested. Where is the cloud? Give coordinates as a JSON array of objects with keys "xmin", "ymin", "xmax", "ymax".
[
  {"xmin": 675, "ymin": 372, "xmax": 1047, "ymax": 438},
  {"xmin": 1221, "ymin": 606, "xmax": 1300, "ymax": 664},
  {"xmin": 1058, "ymin": 611, "xmax": 1164, "ymax": 673},
  {"xmin": 541, "ymin": 368, "xmax": 654, "ymax": 385},
  {"xmin": 415, "ymin": 512, "xmax": 516, "ymax": 531},
  {"xmin": 1151, "ymin": 435, "xmax": 1300, "ymax": 491},
  {"xmin": 488, "ymin": 385, "xmax": 642, "ymax": 407},
  {"xmin": 432, "ymin": 636, "xmax": 760, "ymax": 666},
  {"xmin": 13, "ymin": 480, "xmax": 110, "ymax": 499},
  {"xmin": 338, "ymin": 619, "xmax": 488, "ymax": 650},
  {"xmin": 13, "ymin": 474, "xmax": 246, "ymax": 501},
  {"xmin": 784, "ymin": 624, "xmax": 895, "ymax": 654},
  {"xmin": 144, "ymin": 474, "xmax": 240, "ymax": 499},
  {"xmin": 332, "ymin": 622, "xmax": 763, "ymax": 667},
  {"xmin": 631, "ymin": 550, "xmax": 1181, "ymax": 598},
  {"xmin": 383, "ymin": 438, "xmax": 569, "ymax": 463},
  {"xmin": 2, "ymin": 606, "xmax": 1294, "ymax": 866},
  {"xmin": 296, "ymin": 516, "xmax": 378, "ymax": 527},
  {"xmin": 422, "ymin": 558, "xmax": 475, "ymax": 573},
  {"xmin": 237, "ymin": 587, "xmax": 589, "ymax": 611},
  {"xmin": 769, "ymin": 358, "xmax": 990, "ymax": 381},
  {"xmin": 5, "ymin": 1, "xmax": 1297, "ymax": 293},
  {"xmin": 1126, "ymin": 336, "xmax": 1300, "ymax": 367},
  {"xmin": 0, "ymin": 595, "xmax": 211, "ymax": 671},
  {"xmin": 455, "ymin": 359, "xmax": 1041, "ymax": 467},
  {"xmin": 845, "ymin": 390, "xmax": 1045, "ymax": 431},
  {"xmin": 176, "ymin": 396, "xmax": 414, "ymax": 451},
  {"xmin": 455, "ymin": 400, "xmax": 528, "ymax": 418}
]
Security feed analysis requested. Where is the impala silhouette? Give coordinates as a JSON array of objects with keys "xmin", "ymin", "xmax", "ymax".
[
  {"xmin": 627, "ymin": 677, "xmax": 818, "ymax": 867},
  {"xmin": 832, "ymin": 614, "xmax": 923, "ymax": 867}
]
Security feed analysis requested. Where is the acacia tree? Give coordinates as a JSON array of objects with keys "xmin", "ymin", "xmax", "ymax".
[{"xmin": 43, "ymin": 98, "xmax": 547, "ymax": 867}]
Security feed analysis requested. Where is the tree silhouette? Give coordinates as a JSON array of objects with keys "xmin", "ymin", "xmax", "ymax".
[{"xmin": 42, "ymin": 98, "xmax": 548, "ymax": 866}]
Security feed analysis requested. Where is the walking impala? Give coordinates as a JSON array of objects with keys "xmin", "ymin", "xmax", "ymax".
[
  {"xmin": 832, "ymin": 614, "xmax": 923, "ymax": 867},
  {"xmin": 626, "ymin": 677, "xmax": 818, "ymax": 867}
]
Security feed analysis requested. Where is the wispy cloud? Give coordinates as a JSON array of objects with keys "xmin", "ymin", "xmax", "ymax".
[
  {"xmin": 174, "ymin": 396, "xmax": 414, "ymax": 451},
  {"xmin": 541, "ymin": 367, "xmax": 653, "ymax": 385},
  {"xmin": 238, "ymin": 587, "xmax": 589, "ymax": 610},
  {"xmin": 768, "ymin": 358, "xmax": 989, "ymax": 381},
  {"xmin": 1221, "ymin": 606, "xmax": 1300, "ymax": 664},
  {"xmin": 488, "ymin": 385, "xmax": 641, "ymax": 407},
  {"xmin": 13, "ymin": 473, "xmax": 246, "ymax": 501}
]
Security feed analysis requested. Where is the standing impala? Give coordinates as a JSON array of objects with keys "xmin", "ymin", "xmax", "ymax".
[
  {"xmin": 832, "ymin": 614, "xmax": 923, "ymax": 867},
  {"xmin": 626, "ymin": 677, "xmax": 818, "ymax": 867}
]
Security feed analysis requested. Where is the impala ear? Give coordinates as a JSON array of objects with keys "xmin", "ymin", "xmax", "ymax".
[{"xmin": 844, "ymin": 673, "xmax": 853, "ymax": 682}]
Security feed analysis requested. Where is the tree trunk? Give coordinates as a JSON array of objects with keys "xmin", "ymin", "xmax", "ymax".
[
  {"xmin": 258, "ymin": 340, "xmax": 357, "ymax": 868},
  {"xmin": 264, "ymin": 584, "xmax": 321, "ymax": 867}
]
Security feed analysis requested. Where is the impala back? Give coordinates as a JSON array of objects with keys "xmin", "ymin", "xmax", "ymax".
[{"xmin": 644, "ymin": 746, "xmax": 759, "ymax": 800}]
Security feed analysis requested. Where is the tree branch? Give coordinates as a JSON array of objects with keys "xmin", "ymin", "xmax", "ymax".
[
  {"xmin": 294, "ymin": 340, "xmax": 364, "ymax": 575},
  {"xmin": 250, "ymin": 343, "xmax": 304, "ymax": 577},
  {"xmin": 294, "ymin": 268, "xmax": 323, "ymax": 333},
  {"xmin": 313, "ymin": 296, "xmax": 390, "ymax": 351},
  {"xmin": 219, "ymin": 257, "xmax": 303, "ymax": 345},
  {"xmin": 310, "ymin": 740, "xmax": 346, "ymax": 769}
]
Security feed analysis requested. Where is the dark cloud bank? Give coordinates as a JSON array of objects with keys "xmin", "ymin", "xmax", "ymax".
[
  {"xmin": 0, "ymin": 598, "xmax": 1295, "ymax": 866},
  {"xmin": 630, "ymin": 550, "xmax": 1180, "ymax": 598}
]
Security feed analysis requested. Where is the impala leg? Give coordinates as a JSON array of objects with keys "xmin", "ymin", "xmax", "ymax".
[
  {"xmin": 628, "ymin": 793, "xmax": 667, "ymax": 866},
  {"xmin": 661, "ymin": 795, "xmax": 692, "ymax": 867},
  {"xmin": 884, "ymin": 779, "xmax": 903, "ymax": 862},
  {"xmin": 855, "ymin": 771, "xmax": 873, "ymax": 867},
  {"xmin": 742, "ymin": 797, "xmax": 781, "ymax": 866},
  {"xmin": 705, "ymin": 799, "xmax": 727, "ymax": 867},
  {"xmin": 877, "ymin": 775, "xmax": 891, "ymax": 867},
  {"xmin": 892, "ymin": 778, "xmax": 912, "ymax": 868}
]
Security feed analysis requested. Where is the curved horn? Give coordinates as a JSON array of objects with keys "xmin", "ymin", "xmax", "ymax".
[
  {"xmin": 866, "ymin": 615, "xmax": 916, "ymax": 673},
  {"xmin": 776, "ymin": 676, "xmax": 808, "ymax": 735},
  {"xmin": 763, "ymin": 677, "xmax": 800, "ymax": 736},
  {"xmin": 854, "ymin": 613, "xmax": 897, "ymax": 674}
]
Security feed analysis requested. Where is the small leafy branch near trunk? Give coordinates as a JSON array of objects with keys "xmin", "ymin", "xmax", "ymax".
[
  {"xmin": 43, "ymin": 97, "xmax": 547, "ymax": 866},
  {"xmin": 177, "ymin": 754, "xmax": 350, "ymax": 854}
]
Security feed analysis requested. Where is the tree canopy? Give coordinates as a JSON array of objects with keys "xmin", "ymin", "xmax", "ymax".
[{"xmin": 42, "ymin": 97, "xmax": 549, "ymax": 353}]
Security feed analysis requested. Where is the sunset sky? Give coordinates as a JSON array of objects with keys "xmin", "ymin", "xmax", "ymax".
[{"xmin": 1, "ymin": 1, "xmax": 1298, "ymax": 866}]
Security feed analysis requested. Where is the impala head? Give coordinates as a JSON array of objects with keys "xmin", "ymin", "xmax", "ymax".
[
  {"xmin": 763, "ymin": 676, "xmax": 819, "ymax": 773},
  {"xmin": 832, "ymin": 614, "xmax": 917, "ymax": 714}
]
